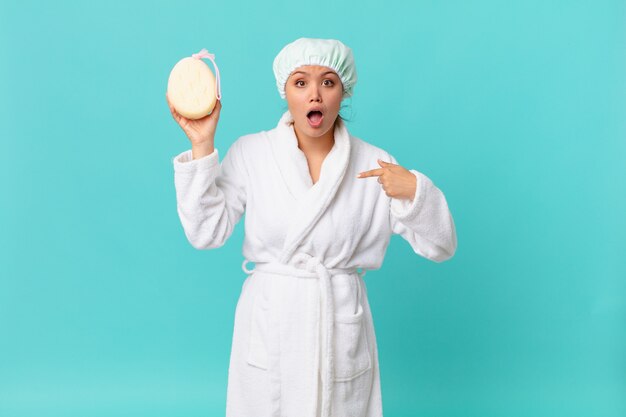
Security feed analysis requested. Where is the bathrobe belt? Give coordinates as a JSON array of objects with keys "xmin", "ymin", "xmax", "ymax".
[{"xmin": 242, "ymin": 254, "xmax": 366, "ymax": 417}]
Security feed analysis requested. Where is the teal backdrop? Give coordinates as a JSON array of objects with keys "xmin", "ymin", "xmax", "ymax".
[{"xmin": 1, "ymin": 0, "xmax": 624, "ymax": 416}]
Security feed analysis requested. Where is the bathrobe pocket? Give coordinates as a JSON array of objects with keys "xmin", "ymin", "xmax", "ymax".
[
  {"xmin": 246, "ymin": 292, "xmax": 269, "ymax": 370},
  {"xmin": 333, "ymin": 302, "xmax": 372, "ymax": 382}
]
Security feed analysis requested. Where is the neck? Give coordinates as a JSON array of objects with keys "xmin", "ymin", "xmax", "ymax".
[{"xmin": 293, "ymin": 122, "xmax": 336, "ymax": 156}]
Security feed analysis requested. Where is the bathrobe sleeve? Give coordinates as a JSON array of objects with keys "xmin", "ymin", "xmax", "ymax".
[
  {"xmin": 388, "ymin": 155, "xmax": 457, "ymax": 263},
  {"xmin": 172, "ymin": 141, "xmax": 247, "ymax": 249}
]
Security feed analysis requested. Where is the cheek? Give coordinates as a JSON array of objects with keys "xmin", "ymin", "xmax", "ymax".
[
  {"xmin": 285, "ymin": 86, "xmax": 302, "ymax": 105},
  {"xmin": 329, "ymin": 94, "xmax": 343, "ymax": 113},
  {"xmin": 285, "ymin": 98, "xmax": 303, "ymax": 114},
  {"xmin": 330, "ymin": 87, "xmax": 343, "ymax": 102}
]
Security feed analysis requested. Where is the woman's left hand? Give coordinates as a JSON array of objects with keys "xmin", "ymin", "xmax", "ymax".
[{"xmin": 357, "ymin": 159, "xmax": 418, "ymax": 200}]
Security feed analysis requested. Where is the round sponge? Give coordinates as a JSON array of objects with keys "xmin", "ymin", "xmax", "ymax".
[{"xmin": 167, "ymin": 56, "xmax": 218, "ymax": 119}]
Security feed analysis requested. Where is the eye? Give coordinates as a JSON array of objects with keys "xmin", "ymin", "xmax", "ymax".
[
  {"xmin": 323, "ymin": 79, "xmax": 335, "ymax": 86},
  {"xmin": 295, "ymin": 80, "xmax": 305, "ymax": 87}
]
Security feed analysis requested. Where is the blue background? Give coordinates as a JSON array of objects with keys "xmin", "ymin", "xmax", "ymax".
[{"xmin": 1, "ymin": 0, "xmax": 625, "ymax": 416}]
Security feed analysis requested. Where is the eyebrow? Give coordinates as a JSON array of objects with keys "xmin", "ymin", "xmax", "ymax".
[{"xmin": 292, "ymin": 70, "xmax": 338, "ymax": 76}]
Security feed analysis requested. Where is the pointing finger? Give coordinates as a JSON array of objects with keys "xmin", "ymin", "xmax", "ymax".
[
  {"xmin": 377, "ymin": 159, "xmax": 395, "ymax": 167},
  {"xmin": 357, "ymin": 168, "xmax": 384, "ymax": 178}
]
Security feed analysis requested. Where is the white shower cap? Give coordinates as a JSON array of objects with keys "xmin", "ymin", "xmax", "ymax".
[{"xmin": 272, "ymin": 37, "xmax": 357, "ymax": 99}]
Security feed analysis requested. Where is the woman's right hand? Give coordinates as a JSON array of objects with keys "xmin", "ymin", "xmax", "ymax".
[{"xmin": 166, "ymin": 92, "xmax": 222, "ymax": 159}]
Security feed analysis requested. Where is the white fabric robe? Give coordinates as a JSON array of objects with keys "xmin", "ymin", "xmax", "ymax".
[{"xmin": 172, "ymin": 110, "xmax": 457, "ymax": 417}]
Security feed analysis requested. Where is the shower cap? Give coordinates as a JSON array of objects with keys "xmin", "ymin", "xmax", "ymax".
[{"xmin": 272, "ymin": 37, "xmax": 357, "ymax": 99}]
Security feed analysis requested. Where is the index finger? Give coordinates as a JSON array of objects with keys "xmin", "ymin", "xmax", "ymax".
[
  {"xmin": 358, "ymin": 168, "xmax": 384, "ymax": 178},
  {"xmin": 165, "ymin": 93, "xmax": 178, "ymax": 111}
]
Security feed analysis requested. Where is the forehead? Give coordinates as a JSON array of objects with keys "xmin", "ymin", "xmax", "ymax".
[{"xmin": 289, "ymin": 65, "xmax": 339, "ymax": 77}]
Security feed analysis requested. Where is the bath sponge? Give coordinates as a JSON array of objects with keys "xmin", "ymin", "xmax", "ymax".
[{"xmin": 167, "ymin": 49, "xmax": 221, "ymax": 119}]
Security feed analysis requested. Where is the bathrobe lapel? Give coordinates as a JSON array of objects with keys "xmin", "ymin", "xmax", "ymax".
[
  {"xmin": 264, "ymin": 111, "xmax": 353, "ymax": 417},
  {"xmin": 268, "ymin": 110, "xmax": 351, "ymax": 263}
]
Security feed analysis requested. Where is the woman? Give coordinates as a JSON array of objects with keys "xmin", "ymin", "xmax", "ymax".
[{"xmin": 167, "ymin": 38, "xmax": 457, "ymax": 417}]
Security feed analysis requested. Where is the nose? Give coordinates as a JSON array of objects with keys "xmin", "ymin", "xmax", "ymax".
[{"xmin": 308, "ymin": 84, "xmax": 322, "ymax": 102}]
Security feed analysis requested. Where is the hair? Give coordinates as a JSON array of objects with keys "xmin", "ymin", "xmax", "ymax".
[{"xmin": 338, "ymin": 99, "xmax": 354, "ymax": 123}]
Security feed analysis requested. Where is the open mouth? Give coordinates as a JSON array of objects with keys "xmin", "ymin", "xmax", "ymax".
[{"xmin": 307, "ymin": 110, "xmax": 324, "ymax": 127}]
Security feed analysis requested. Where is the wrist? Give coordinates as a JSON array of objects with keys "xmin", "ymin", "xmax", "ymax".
[
  {"xmin": 192, "ymin": 142, "xmax": 214, "ymax": 159},
  {"xmin": 407, "ymin": 172, "xmax": 417, "ymax": 200}
]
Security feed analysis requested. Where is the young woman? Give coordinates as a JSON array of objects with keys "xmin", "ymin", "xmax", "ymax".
[{"xmin": 167, "ymin": 37, "xmax": 457, "ymax": 417}]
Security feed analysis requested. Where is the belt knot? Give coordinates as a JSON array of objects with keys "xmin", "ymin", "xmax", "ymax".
[{"xmin": 291, "ymin": 252, "xmax": 322, "ymax": 273}]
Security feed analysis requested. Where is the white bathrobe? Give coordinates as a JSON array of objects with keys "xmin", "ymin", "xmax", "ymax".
[{"xmin": 172, "ymin": 110, "xmax": 457, "ymax": 417}]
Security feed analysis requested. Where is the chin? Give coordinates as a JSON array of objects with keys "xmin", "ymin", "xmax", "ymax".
[{"xmin": 307, "ymin": 123, "xmax": 333, "ymax": 138}]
